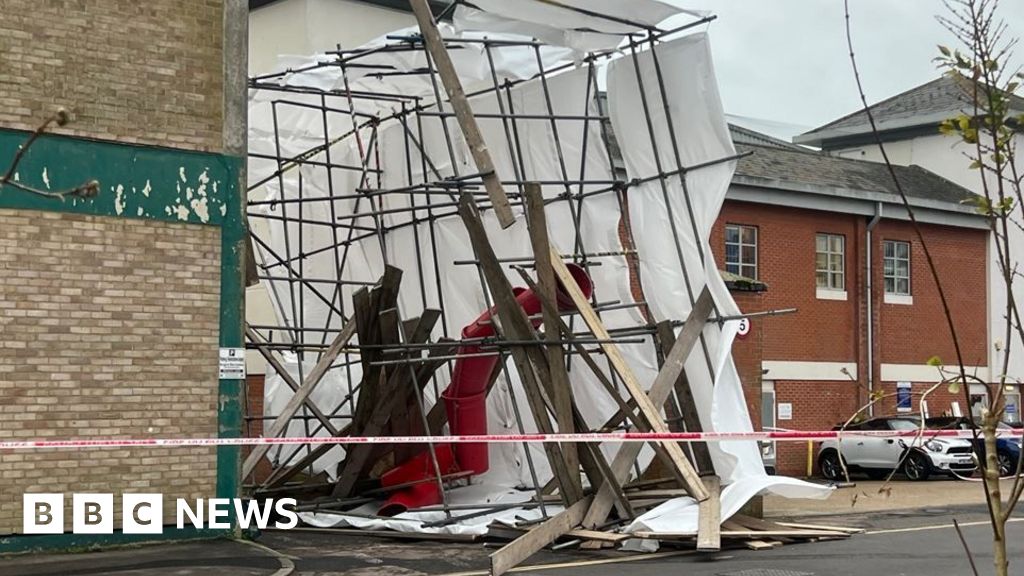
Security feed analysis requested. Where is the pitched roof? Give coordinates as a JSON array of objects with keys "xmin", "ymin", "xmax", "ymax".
[
  {"xmin": 796, "ymin": 75, "xmax": 1024, "ymax": 147},
  {"xmin": 728, "ymin": 124, "xmax": 803, "ymax": 151},
  {"xmin": 733, "ymin": 141, "xmax": 976, "ymax": 206}
]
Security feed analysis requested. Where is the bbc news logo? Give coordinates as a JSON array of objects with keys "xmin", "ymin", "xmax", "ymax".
[{"xmin": 23, "ymin": 494, "xmax": 298, "ymax": 534}]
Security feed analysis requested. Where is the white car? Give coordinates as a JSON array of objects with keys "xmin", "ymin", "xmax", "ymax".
[{"xmin": 818, "ymin": 416, "xmax": 977, "ymax": 481}]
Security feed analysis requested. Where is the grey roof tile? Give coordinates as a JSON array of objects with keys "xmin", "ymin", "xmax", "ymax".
[{"xmin": 734, "ymin": 142, "xmax": 977, "ymax": 205}]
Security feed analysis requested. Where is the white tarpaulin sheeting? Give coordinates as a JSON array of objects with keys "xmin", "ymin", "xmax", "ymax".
[{"xmin": 250, "ymin": 2, "xmax": 831, "ymax": 537}]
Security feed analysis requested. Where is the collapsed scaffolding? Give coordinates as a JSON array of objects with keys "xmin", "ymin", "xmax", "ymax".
[{"xmin": 243, "ymin": 1, "xmax": 834, "ymax": 572}]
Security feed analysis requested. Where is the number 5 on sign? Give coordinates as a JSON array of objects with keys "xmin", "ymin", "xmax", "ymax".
[{"xmin": 736, "ymin": 317, "xmax": 750, "ymax": 340}]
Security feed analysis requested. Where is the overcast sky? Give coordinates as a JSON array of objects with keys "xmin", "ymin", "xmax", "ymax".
[{"xmin": 669, "ymin": 0, "xmax": 1024, "ymax": 139}]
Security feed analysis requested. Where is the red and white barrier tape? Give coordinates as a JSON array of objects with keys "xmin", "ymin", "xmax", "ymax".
[{"xmin": 0, "ymin": 429, "xmax": 1020, "ymax": 450}]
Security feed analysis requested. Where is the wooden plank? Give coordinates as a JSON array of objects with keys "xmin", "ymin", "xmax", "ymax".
[
  {"xmin": 696, "ymin": 475, "xmax": 721, "ymax": 551},
  {"xmin": 742, "ymin": 538, "xmax": 772, "ymax": 547},
  {"xmin": 242, "ymin": 317, "xmax": 358, "ymax": 479},
  {"xmin": 489, "ymin": 496, "xmax": 593, "ymax": 576},
  {"xmin": 581, "ymin": 287, "xmax": 715, "ymax": 530},
  {"xmin": 633, "ymin": 529, "xmax": 851, "ymax": 540},
  {"xmin": 408, "ymin": 0, "xmax": 515, "ymax": 229},
  {"xmin": 525, "ymin": 183, "xmax": 582, "ymax": 499},
  {"xmin": 333, "ymin": 308, "xmax": 437, "ymax": 497},
  {"xmin": 457, "ymin": 193, "xmax": 583, "ymax": 505},
  {"xmin": 245, "ymin": 325, "xmax": 342, "ymax": 436},
  {"xmin": 549, "ymin": 246, "xmax": 706, "ymax": 500},
  {"xmin": 656, "ymin": 320, "xmax": 714, "ymax": 474},
  {"xmin": 775, "ymin": 521, "xmax": 865, "ymax": 534},
  {"xmin": 510, "ymin": 263, "xmax": 632, "ymax": 517}
]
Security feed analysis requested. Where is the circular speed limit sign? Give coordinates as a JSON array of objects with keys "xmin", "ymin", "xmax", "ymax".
[{"xmin": 735, "ymin": 317, "xmax": 750, "ymax": 339}]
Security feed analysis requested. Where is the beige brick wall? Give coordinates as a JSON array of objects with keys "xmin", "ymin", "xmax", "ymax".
[
  {"xmin": 0, "ymin": 210, "xmax": 222, "ymax": 534},
  {"xmin": 0, "ymin": 0, "xmax": 224, "ymax": 152}
]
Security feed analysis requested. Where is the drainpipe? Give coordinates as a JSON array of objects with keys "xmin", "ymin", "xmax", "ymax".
[{"xmin": 866, "ymin": 202, "xmax": 882, "ymax": 416}]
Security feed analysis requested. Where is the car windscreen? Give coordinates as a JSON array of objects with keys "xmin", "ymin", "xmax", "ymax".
[{"xmin": 888, "ymin": 419, "xmax": 921, "ymax": 431}]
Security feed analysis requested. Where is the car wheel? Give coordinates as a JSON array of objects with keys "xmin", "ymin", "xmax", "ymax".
[
  {"xmin": 997, "ymin": 450, "xmax": 1016, "ymax": 477},
  {"xmin": 903, "ymin": 451, "xmax": 932, "ymax": 481},
  {"xmin": 819, "ymin": 450, "xmax": 845, "ymax": 480}
]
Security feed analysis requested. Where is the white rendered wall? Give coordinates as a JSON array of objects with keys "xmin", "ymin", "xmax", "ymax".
[{"xmin": 249, "ymin": 0, "xmax": 415, "ymax": 75}]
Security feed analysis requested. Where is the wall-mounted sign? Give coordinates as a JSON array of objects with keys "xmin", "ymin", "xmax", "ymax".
[
  {"xmin": 896, "ymin": 381, "xmax": 912, "ymax": 413},
  {"xmin": 735, "ymin": 317, "xmax": 750, "ymax": 340},
  {"xmin": 219, "ymin": 347, "xmax": 246, "ymax": 380},
  {"xmin": 777, "ymin": 402, "xmax": 793, "ymax": 421}
]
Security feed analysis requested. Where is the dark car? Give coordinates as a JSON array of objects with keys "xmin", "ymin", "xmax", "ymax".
[{"xmin": 926, "ymin": 416, "xmax": 1022, "ymax": 477}]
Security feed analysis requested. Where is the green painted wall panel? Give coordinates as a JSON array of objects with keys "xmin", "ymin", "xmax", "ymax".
[{"xmin": 0, "ymin": 129, "xmax": 233, "ymax": 226}]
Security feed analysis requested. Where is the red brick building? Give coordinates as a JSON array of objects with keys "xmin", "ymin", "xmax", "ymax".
[{"xmin": 718, "ymin": 126, "xmax": 991, "ymax": 476}]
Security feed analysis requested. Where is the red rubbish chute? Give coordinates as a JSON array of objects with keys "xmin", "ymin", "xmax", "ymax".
[{"xmin": 377, "ymin": 264, "xmax": 593, "ymax": 516}]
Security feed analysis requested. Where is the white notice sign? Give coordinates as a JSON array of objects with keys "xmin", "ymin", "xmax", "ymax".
[
  {"xmin": 219, "ymin": 347, "xmax": 246, "ymax": 379},
  {"xmin": 777, "ymin": 402, "xmax": 793, "ymax": 421}
]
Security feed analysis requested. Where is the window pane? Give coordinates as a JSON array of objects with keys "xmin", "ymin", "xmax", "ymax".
[
  {"xmin": 884, "ymin": 277, "xmax": 895, "ymax": 293},
  {"xmin": 884, "ymin": 259, "xmax": 895, "ymax": 276},
  {"xmin": 816, "ymin": 253, "xmax": 827, "ymax": 271},
  {"xmin": 741, "ymin": 226, "xmax": 756, "ymax": 244},
  {"xmin": 898, "ymin": 278, "xmax": 910, "ymax": 294},
  {"xmin": 725, "ymin": 244, "xmax": 739, "ymax": 263},
  {"xmin": 742, "ymin": 265, "xmax": 757, "ymax": 279},
  {"xmin": 830, "ymin": 235, "xmax": 843, "ymax": 253},
  {"xmin": 831, "ymin": 272, "xmax": 844, "ymax": 289},
  {"xmin": 725, "ymin": 226, "xmax": 739, "ymax": 243},
  {"xmin": 741, "ymin": 245, "xmax": 756, "ymax": 265},
  {"xmin": 897, "ymin": 242, "xmax": 909, "ymax": 259},
  {"xmin": 830, "ymin": 257, "xmax": 843, "ymax": 272},
  {"xmin": 896, "ymin": 260, "xmax": 909, "ymax": 277},
  {"xmin": 816, "ymin": 271, "xmax": 828, "ymax": 287},
  {"xmin": 726, "ymin": 262, "xmax": 739, "ymax": 275},
  {"xmin": 884, "ymin": 241, "xmax": 894, "ymax": 258},
  {"xmin": 816, "ymin": 234, "xmax": 827, "ymax": 252}
]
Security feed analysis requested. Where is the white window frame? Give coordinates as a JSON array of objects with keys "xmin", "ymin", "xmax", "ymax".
[
  {"xmin": 725, "ymin": 224, "xmax": 758, "ymax": 280},
  {"xmin": 883, "ymin": 240, "xmax": 912, "ymax": 301},
  {"xmin": 815, "ymin": 233, "xmax": 846, "ymax": 297}
]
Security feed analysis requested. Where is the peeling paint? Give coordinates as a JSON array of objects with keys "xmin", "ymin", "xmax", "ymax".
[
  {"xmin": 142, "ymin": 179, "xmax": 152, "ymax": 197},
  {"xmin": 173, "ymin": 204, "xmax": 190, "ymax": 221},
  {"xmin": 165, "ymin": 206, "xmax": 172, "ymax": 216},
  {"xmin": 220, "ymin": 204, "xmax": 227, "ymax": 217},
  {"xmin": 179, "ymin": 166, "xmax": 186, "ymax": 182},
  {"xmin": 186, "ymin": 186, "xmax": 194, "ymax": 201},
  {"xmin": 137, "ymin": 206, "xmax": 144, "ymax": 216},
  {"xmin": 190, "ymin": 196, "xmax": 210, "ymax": 223},
  {"xmin": 41, "ymin": 168, "xmax": 50, "ymax": 190},
  {"xmin": 12, "ymin": 172, "xmax": 18, "ymax": 182},
  {"xmin": 113, "ymin": 184, "xmax": 125, "ymax": 215}
]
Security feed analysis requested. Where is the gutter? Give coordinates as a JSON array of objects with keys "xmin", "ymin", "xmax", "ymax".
[{"xmin": 866, "ymin": 202, "xmax": 882, "ymax": 416}]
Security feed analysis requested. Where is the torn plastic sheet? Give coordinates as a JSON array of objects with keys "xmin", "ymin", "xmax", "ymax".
[
  {"xmin": 300, "ymin": 484, "xmax": 565, "ymax": 536},
  {"xmin": 454, "ymin": 0, "xmax": 707, "ymax": 53},
  {"xmin": 606, "ymin": 30, "xmax": 833, "ymax": 524}
]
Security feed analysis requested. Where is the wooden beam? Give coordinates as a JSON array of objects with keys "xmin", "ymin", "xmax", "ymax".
[
  {"xmin": 457, "ymin": 193, "xmax": 582, "ymax": 504},
  {"xmin": 241, "ymin": 317, "xmax": 358, "ymax": 479},
  {"xmin": 696, "ymin": 475, "xmax": 721, "ymax": 551},
  {"xmin": 581, "ymin": 287, "xmax": 715, "ymax": 529},
  {"xmin": 489, "ymin": 496, "xmax": 593, "ymax": 576},
  {"xmin": 549, "ymin": 251, "xmax": 708, "ymax": 500},
  {"xmin": 656, "ymin": 320, "xmax": 714, "ymax": 474},
  {"xmin": 245, "ymin": 325, "xmax": 342, "ymax": 437},
  {"xmin": 524, "ymin": 183, "xmax": 582, "ymax": 499},
  {"xmin": 408, "ymin": 0, "xmax": 515, "ymax": 228}
]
